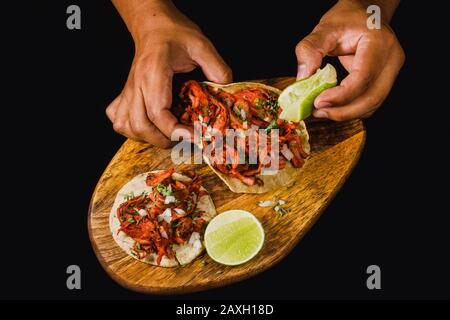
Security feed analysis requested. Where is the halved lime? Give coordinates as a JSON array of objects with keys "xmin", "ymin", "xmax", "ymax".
[
  {"xmin": 204, "ymin": 210, "xmax": 264, "ymax": 266},
  {"xmin": 278, "ymin": 64, "xmax": 337, "ymax": 122}
]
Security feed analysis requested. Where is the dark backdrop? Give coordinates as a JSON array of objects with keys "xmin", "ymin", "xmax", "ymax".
[{"xmin": 2, "ymin": 1, "xmax": 448, "ymax": 300}]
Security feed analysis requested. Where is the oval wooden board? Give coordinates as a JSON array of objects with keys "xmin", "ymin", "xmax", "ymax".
[{"xmin": 88, "ymin": 77, "xmax": 366, "ymax": 295}]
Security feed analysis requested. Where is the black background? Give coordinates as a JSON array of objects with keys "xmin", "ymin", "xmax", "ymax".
[{"xmin": 2, "ymin": 1, "xmax": 449, "ymax": 300}]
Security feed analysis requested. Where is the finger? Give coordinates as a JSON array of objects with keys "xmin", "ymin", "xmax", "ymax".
[
  {"xmin": 338, "ymin": 55, "xmax": 353, "ymax": 71},
  {"xmin": 112, "ymin": 90, "xmax": 136, "ymax": 138},
  {"xmin": 295, "ymin": 30, "xmax": 338, "ymax": 79},
  {"xmin": 128, "ymin": 92, "xmax": 173, "ymax": 148},
  {"xmin": 191, "ymin": 38, "xmax": 232, "ymax": 84},
  {"xmin": 142, "ymin": 63, "xmax": 193, "ymax": 141},
  {"xmin": 106, "ymin": 94, "xmax": 122, "ymax": 122},
  {"xmin": 115, "ymin": 118, "xmax": 135, "ymax": 140},
  {"xmin": 315, "ymin": 36, "xmax": 387, "ymax": 108},
  {"xmin": 313, "ymin": 48, "xmax": 404, "ymax": 121}
]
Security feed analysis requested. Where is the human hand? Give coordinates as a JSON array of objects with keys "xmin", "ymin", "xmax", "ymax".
[
  {"xmin": 107, "ymin": 0, "xmax": 232, "ymax": 147},
  {"xmin": 295, "ymin": 0, "xmax": 405, "ymax": 121}
]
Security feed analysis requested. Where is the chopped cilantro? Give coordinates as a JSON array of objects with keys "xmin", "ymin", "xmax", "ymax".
[
  {"xmin": 156, "ymin": 183, "xmax": 173, "ymax": 196},
  {"xmin": 277, "ymin": 206, "xmax": 290, "ymax": 217},
  {"xmin": 123, "ymin": 192, "xmax": 134, "ymax": 201},
  {"xmin": 265, "ymin": 120, "xmax": 278, "ymax": 131},
  {"xmin": 140, "ymin": 191, "xmax": 148, "ymax": 198},
  {"xmin": 172, "ymin": 220, "xmax": 182, "ymax": 228}
]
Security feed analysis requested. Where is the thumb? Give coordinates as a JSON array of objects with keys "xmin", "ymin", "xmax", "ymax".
[
  {"xmin": 192, "ymin": 38, "xmax": 232, "ymax": 84},
  {"xmin": 295, "ymin": 30, "xmax": 337, "ymax": 79}
]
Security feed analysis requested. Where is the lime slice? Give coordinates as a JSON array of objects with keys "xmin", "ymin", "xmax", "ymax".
[
  {"xmin": 204, "ymin": 210, "xmax": 264, "ymax": 266},
  {"xmin": 278, "ymin": 64, "xmax": 337, "ymax": 122}
]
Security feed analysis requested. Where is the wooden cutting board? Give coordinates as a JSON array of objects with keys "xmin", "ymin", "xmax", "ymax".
[{"xmin": 88, "ymin": 77, "xmax": 366, "ymax": 295}]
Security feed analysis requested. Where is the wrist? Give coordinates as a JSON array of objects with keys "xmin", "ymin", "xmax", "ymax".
[{"xmin": 112, "ymin": 0, "xmax": 178, "ymax": 42}]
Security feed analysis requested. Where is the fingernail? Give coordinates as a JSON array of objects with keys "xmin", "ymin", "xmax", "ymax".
[
  {"xmin": 297, "ymin": 64, "xmax": 308, "ymax": 80},
  {"xmin": 316, "ymin": 101, "xmax": 332, "ymax": 109},
  {"xmin": 313, "ymin": 110, "xmax": 328, "ymax": 119}
]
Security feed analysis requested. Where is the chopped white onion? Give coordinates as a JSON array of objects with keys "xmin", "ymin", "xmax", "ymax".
[
  {"xmin": 174, "ymin": 208, "xmax": 187, "ymax": 216},
  {"xmin": 273, "ymin": 205, "xmax": 281, "ymax": 212},
  {"xmin": 157, "ymin": 214, "xmax": 164, "ymax": 222},
  {"xmin": 137, "ymin": 209, "xmax": 147, "ymax": 217},
  {"xmin": 172, "ymin": 173, "xmax": 192, "ymax": 183},
  {"xmin": 281, "ymin": 144, "xmax": 294, "ymax": 161},
  {"xmin": 162, "ymin": 208, "xmax": 172, "ymax": 223},
  {"xmin": 189, "ymin": 232, "xmax": 200, "ymax": 245},
  {"xmin": 193, "ymin": 239, "xmax": 202, "ymax": 250},
  {"xmin": 258, "ymin": 200, "xmax": 276, "ymax": 207},
  {"xmin": 240, "ymin": 109, "xmax": 247, "ymax": 120},
  {"xmin": 164, "ymin": 195, "xmax": 176, "ymax": 204},
  {"xmin": 160, "ymin": 229, "xmax": 168, "ymax": 239},
  {"xmin": 278, "ymin": 199, "xmax": 286, "ymax": 205}
]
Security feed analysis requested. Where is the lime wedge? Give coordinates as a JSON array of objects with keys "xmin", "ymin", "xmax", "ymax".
[
  {"xmin": 278, "ymin": 64, "xmax": 337, "ymax": 122},
  {"xmin": 204, "ymin": 210, "xmax": 264, "ymax": 266}
]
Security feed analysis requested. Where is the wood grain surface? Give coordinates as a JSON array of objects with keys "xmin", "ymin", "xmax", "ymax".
[{"xmin": 88, "ymin": 77, "xmax": 366, "ymax": 295}]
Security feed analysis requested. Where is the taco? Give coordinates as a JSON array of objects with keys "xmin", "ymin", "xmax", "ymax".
[
  {"xmin": 180, "ymin": 80, "xmax": 310, "ymax": 193},
  {"xmin": 109, "ymin": 167, "xmax": 216, "ymax": 267}
]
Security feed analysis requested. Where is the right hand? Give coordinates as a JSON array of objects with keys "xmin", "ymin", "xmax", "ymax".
[{"xmin": 107, "ymin": 0, "xmax": 232, "ymax": 147}]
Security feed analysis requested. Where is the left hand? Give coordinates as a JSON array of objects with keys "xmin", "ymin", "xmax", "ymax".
[{"xmin": 295, "ymin": 0, "xmax": 405, "ymax": 121}]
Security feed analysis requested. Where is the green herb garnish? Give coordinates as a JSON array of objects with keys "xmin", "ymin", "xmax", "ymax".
[
  {"xmin": 127, "ymin": 217, "xmax": 135, "ymax": 223},
  {"xmin": 172, "ymin": 221, "xmax": 182, "ymax": 229},
  {"xmin": 277, "ymin": 206, "xmax": 290, "ymax": 216},
  {"xmin": 265, "ymin": 119, "xmax": 278, "ymax": 131},
  {"xmin": 268, "ymin": 98, "xmax": 279, "ymax": 114},
  {"xmin": 140, "ymin": 191, "xmax": 148, "ymax": 198},
  {"xmin": 123, "ymin": 192, "xmax": 135, "ymax": 201},
  {"xmin": 156, "ymin": 183, "xmax": 173, "ymax": 196}
]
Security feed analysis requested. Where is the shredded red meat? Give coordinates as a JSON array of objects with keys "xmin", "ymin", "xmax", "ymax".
[
  {"xmin": 180, "ymin": 80, "xmax": 309, "ymax": 185},
  {"xmin": 117, "ymin": 168, "xmax": 207, "ymax": 265}
]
